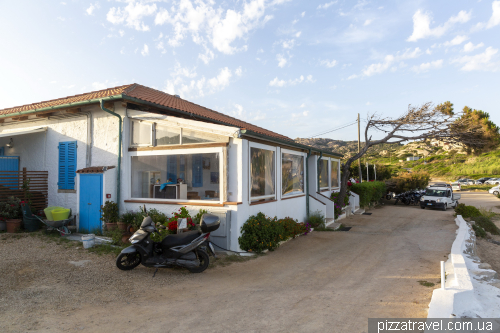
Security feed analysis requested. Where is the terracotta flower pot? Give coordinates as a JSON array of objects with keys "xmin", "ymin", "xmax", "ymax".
[
  {"xmin": 106, "ymin": 223, "xmax": 118, "ymax": 231},
  {"xmin": 127, "ymin": 225, "xmax": 136, "ymax": 234},
  {"xmin": 117, "ymin": 222, "xmax": 127, "ymax": 231},
  {"xmin": 121, "ymin": 235, "xmax": 130, "ymax": 244},
  {"xmin": 6, "ymin": 219, "xmax": 22, "ymax": 233}
]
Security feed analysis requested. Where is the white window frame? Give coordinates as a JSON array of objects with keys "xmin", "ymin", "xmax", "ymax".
[
  {"xmin": 128, "ymin": 147, "xmax": 224, "ymax": 204},
  {"xmin": 130, "ymin": 120, "xmax": 153, "ymax": 147},
  {"xmin": 330, "ymin": 158, "xmax": 341, "ymax": 190},
  {"xmin": 280, "ymin": 148, "xmax": 307, "ymax": 199},
  {"xmin": 319, "ymin": 157, "xmax": 330, "ymax": 191},
  {"xmin": 154, "ymin": 123, "xmax": 182, "ymax": 147},
  {"xmin": 248, "ymin": 142, "xmax": 277, "ymax": 203}
]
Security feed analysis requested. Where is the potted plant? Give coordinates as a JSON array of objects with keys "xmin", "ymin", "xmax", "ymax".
[
  {"xmin": 100, "ymin": 201, "xmax": 119, "ymax": 231},
  {"xmin": 0, "ymin": 197, "xmax": 22, "ymax": 233}
]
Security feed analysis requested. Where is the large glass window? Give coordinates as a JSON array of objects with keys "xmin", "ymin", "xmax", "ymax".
[
  {"xmin": 250, "ymin": 147, "xmax": 275, "ymax": 201},
  {"xmin": 282, "ymin": 153, "xmax": 304, "ymax": 196},
  {"xmin": 331, "ymin": 160, "xmax": 339, "ymax": 188},
  {"xmin": 182, "ymin": 129, "xmax": 224, "ymax": 144},
  {"xmin": 156, "ymin": 125, "xmax": 180, "ymax": 145},
  {"xmin": 131, "ymin": 121, "xmax": 152, "ymax": 146},
  {"xmin": 131, "ymin": 152, "xmax": 220, "ymax": 201},
  {"xmin": 318, "ymin": 159, "xmax": 329, "ymax": 189}
]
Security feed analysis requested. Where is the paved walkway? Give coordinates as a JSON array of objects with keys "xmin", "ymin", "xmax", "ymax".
[{"xmin": 39, "ymin": 204, "xmax": 457, "ymax": 333}]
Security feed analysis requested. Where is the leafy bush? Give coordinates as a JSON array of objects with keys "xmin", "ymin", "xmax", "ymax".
[
  {"xmin": 0, "ymin": 196, "xmax": 22, "ymax": 219},
  {"xmin": 239, "ymin": 213, "xmax": 283, "ymax": 253},
  {"xmin": 104, "ymin": 227, "xmax": 126, "ymax": 245},
  {"xmin": 279, "ymin": 217, "xmax": 305, "ymax": 238},
  {"xmin": 472, "ymin": 224, "xmax": 486, "ymax": 238},
  {"xmin": 385, "ymin": 171, "xmax": 430, "ymax": 193},
  {"xmin": 120, "ymin": 210, "xmax": 136, "ymax": 226},
  {"xmin": 100, "ymin": 201, "xmax": 119, "ymax": 224},
  {"xmin": 166, "ymin": 207, "xmax": 195, "ymax": 233},
  {"xmin": 454, "ymin": 204, "xmax": 481, "ymax": 218},
  {"xmin": 471, "ymin": 216, "xmax": 500, "ymax": 235},
  {"xmin": 307, "ymin": 210, "xmax": 325, "ymax": 228},
  {"xmin": 330, "ymin": 190, "xmax": 350, "ymax": 219},
  {"xmin": 350, "ymin": 181, "xmax": 387, "ymax": 207},
  {"xmin": 193, "ymin": 209, "xmax": 209, "ymax": 224}
]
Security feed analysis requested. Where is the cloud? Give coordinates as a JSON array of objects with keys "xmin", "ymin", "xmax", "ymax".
[
  {"xmin": 295, "ymin": 31, "xmax": 301, "ymax": 38},
  {"xmin": 269, "ymin": 75, "xmax": 314, "ymax": 87},
  {"xmin": 141, "ymin": 44, "xmax": 149, "ymax": 56},
  {"xmin": 282, "ymin": 39, "xmax": 295, "ymax": 49},
  {"xmin": 276, "ymin": 54, "xmax": 288, "ymax": 67},
  {"xmin": 407, "ymin": 9, "xmax": 471, "ymax": 42},
  {"xmin": 463, "ymin": 42, "xmax": 484, "ymax": 52},
  {"xmin": 164, "ymin": 66, "xmax": 239, "ymax": 98},
  {"xmin": 487, "ymin": 1, "xmax": 500, "ymax": 28},
  {"xmin": 153, "ymin": 0, "xmax": 282, "ymax": 55},
  {"xmin": 86, "ymin": 2, "xmax": 100, "ymax": 16},
  {"xmin": 235, "ymin": 66, "xmax": 243, "ymax": 76},
  {"xmin": 107, "ymin": 1, "xmax": 157, "ymax": 32},
  {"xmin": 320, "ymin": 59, "xmax": 337, "ymax": 68},
  {"xmin": 229, "ymin": 104, "xmax": 266, "ymax": 121},
  {"xmin": 452, "ymin": 47, "xmax": 499, "ymax": 71},
  {"xmin": 301, "ymin": 11, "xmax": 305, "ymax": 17},
  {"xmin": 317, "ymin": 1, "xmax": 337, "ymax": 10},
  {"xmin": 364, "ymin": 19, "xmax": 372, "ymax": 26},
  {"xmin": 361, "ymin": 47, "xmax": 422, "ymax": 77},
  {"xmin": 443, "ymin": 35, "xmax": 468, "ymax": 46},
  {"xmin": 411, "ymin": 59, "xmax": 443, "ymax": 73}
]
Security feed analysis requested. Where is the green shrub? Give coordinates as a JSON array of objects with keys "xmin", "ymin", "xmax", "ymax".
[
  {"xmin": 472, "ymin": 224, "xmax": 486, "ymax": 238},
  {"xmin": 104, "ymin": 228, "xmax": 126, "ymax": 246},
  {"xmin": 279, "ymin": 217, "xmax": 305, "ymax": 238},
  {"xmin": 120, "ymin": 210, "xmax": 136, "ymax": 226},
  {"xmin": 350, "ymin": 181, "xmax": 387, "ymax": 207},
  {"xmin": 385, "ymin": 171, "xmax": 430, "ymax": 193},
  {"xmin": 454, "ymin": 204, "xmax": 481, "ymax": 218},
  {"xmin": 471, "ymin": 216, "xmax": 500, "ymax": 235},
  {"xmin": 193, "ymin": 209, "xmax": 209, "ymax": 224},
  {"xmin": 307, "ymin": 210, "xmax": 325, "ymax": 228},
  {"xmin": 238, "ymin": 213, "xmax": 284, "ymax": 253},
  {"xmin": 330, "ymin": 190, "xmax": 350, "ymax": 219}
]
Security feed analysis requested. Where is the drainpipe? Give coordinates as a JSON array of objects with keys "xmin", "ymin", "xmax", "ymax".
[
  {"xmin": 317, "ymin": 152, "xmax": 323, "ymax": 193},
  {"xmin": 306, "ymin": 149, "xmax": 311, "ymax": 218},
  {"xmin": 99, "ymin": 100, "xmax": 122, "ymax": 210}
]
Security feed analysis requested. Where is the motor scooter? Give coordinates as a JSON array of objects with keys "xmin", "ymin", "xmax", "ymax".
[{"xmin": 116, "ymin": 206, "xmax": 219, "ymax": 273}]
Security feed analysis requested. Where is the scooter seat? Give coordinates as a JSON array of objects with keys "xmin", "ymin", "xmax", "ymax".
[{"xmin": 161, "ymin": 230, "xmax": 201, "ymax": 249}]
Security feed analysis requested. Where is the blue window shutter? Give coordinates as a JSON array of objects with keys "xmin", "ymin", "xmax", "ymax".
[
  {"xmin": 167, "ymin": 155, "xmax": 177, "ymax": 182},
  {"xmin": 67, "ymin": 141, "xmax": 77, "ymax": 190},
  {"xmin": 58, "ymin": 141, "xmax": 77, "ymax": 190},
  {"xmin": 0, "ymin": 147, "xmax": 4, "ymax": 156},
  {"xmin": 192, "ymin": 154, "xmax": 203, "ymax": 187}
]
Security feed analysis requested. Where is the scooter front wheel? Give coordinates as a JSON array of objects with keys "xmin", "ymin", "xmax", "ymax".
[
  {"xmin": 116, "ymin": 252, "xmax": 141, "ymax": 271},
  {"xmin": 188, "ymin": 249, "xmax": 210, "ymax": 273}
]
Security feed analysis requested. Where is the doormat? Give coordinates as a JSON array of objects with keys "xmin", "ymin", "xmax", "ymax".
[
  {"xmin": 362, "ymin": 212, "xmax": 372, "ymax": 215},
  {"xmin": 338, "ymin": 226, "xmax": 352, "ymax": 231}
]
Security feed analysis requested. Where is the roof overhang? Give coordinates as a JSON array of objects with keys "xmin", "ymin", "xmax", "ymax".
[{"xmin": 0, "ymin": 126, "xmax": 48, "ymax": 138}]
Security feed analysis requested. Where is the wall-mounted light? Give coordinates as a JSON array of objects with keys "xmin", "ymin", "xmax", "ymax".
[{"xmin": 6, "ymin": 138, "xmax": 13, "ymax": 148}]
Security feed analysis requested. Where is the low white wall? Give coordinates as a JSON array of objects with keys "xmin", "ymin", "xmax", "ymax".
[
  {"xmin": 427, "ymin": 215, "xmax": 483, "ymax": 318},
  {"xmin": 309, "ymin": 196, "xmax": 327, "ymax": 220}
]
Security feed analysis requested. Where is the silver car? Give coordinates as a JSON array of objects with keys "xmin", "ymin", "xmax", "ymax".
[
  {"xmin": 485, "ymin": 178, "xmax": 500, "ymax": 185},
  {"xmin": 489, "ymin": 186, "xmax": 500, "ymax": 196},
  {"xmin": 451, "ymin": 182, "xmax": 461, "ymax": 191}
]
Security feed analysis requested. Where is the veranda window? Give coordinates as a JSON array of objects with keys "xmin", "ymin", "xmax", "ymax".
[
  {"xmin": 331, "ymin": 160, "xmax": 339, "ymax": 188},
  {"xmin": 131, "ymin": 152, "xmax": 220, "ymax": 201},
  {"xmin": 250, "ymin": 147, "xmax": 276, "ymax": 202},
  {"xmin": 318, "ymin": 159, "xmax": 329, "ymax": 189},
  {"xmin": 282, "ymin": 152, "xmax": 304, "ymax": 196},
  {"xmin": 131, "ymin": 120, "xmax": 152, "ymax": 146},
  {"xmin": 155, "ymin": 124, "xmax": 180, "ymax": 145}
]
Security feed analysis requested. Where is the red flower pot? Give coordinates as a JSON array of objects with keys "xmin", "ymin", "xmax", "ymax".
[{"xmin": 6, "ymin": 219, "xmax": 22, "ymax": 233}]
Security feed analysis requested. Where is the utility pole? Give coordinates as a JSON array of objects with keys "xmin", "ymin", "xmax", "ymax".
[
  {"xmin": 366, "ymin": 162, "xmax": 369, "ymax": 181},
  {"xmin": 358, "ymin": 113, "xmax": 362, "ymax": 182}
]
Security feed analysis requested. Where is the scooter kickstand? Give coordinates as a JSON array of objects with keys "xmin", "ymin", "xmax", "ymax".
[{"xmin": 152, "ymin": 268, "xmax": 159, "ymax": 278}]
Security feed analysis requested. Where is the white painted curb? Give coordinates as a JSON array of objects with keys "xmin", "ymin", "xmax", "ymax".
[{"xmin": 427, "ymin": 215, "xmax": 483, "ymax": 318}]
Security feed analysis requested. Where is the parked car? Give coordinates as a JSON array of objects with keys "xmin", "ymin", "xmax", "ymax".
[
  {"xmin": 451, "ymin": 182, "xmax": 461, "ymax": 191},
  {"xmin": 485, "ymin": 178, "xmax": 500, "ymax": 185},
  {"xmin": 489, "ymin": 186, "xmax": 500, "ymax": 196},
  {"xmin": 457, "ymin": 179, "xmax": 469, "ymax": 186},
  {"xmin": 476, "ymin": 177, "xmax": 492, "ymax": 184},
  {"xmin": 465, "ymin": 179, "xmax": 476, "ymax": 185}
]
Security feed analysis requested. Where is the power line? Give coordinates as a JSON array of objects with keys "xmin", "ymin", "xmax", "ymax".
[{"xmin": 309, "ymin": 121, "xmax": 357, "ymax": 138}]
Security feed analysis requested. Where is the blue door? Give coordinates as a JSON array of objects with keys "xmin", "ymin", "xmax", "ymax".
[{"xmin": 79, "ymin": 174, "xmax": 103, "ymax": 233}]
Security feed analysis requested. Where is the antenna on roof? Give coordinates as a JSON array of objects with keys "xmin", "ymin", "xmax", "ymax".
[{"xmin": 174, "ymin": 94, "xmax": 180, "ymax": 98}]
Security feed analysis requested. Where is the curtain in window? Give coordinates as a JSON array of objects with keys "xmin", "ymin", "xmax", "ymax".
[
  {"xmin": 282, "ymin": 153, "xmax": 304, "ymax": 196},
  {"xmin": 331, "ymin": 160, "xmax": 339, "ymax": 188},
  {"xmin": 250, "ymin": 148, "xmax": 275, "ymax": 198}
]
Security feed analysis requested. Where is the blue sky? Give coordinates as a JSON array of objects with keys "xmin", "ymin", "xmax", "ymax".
[{"xmin": 1, "ymin": 0, "xmax": 499, "ymax": 141}]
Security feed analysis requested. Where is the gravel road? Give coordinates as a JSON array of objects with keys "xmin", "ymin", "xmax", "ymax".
[{"xmin": 1, "ymin": 204, "xmax": 457, "ymax": 333}]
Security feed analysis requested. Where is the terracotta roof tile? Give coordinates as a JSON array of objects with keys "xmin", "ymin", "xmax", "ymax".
[
  {"xmin": 0, "ymin": 85, "xmax": 132, "ymax": 116},
  {"xmin": 76, "ymin": 166, "xmax": 115, "ymax": 174},
  {"xmin": 0, "ymin": 83, "xmax": 293, "ymax": 142}
]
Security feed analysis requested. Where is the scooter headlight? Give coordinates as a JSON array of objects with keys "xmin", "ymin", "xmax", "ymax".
[
  {"xmin": 436, "ymin": 199, "xmax": 441, "ymax": 202},
  {"xmin": 420, "ymin": 197, "xmax": 424, "ymax": 201}
]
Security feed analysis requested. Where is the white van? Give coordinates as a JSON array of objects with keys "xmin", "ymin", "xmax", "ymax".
[{"xmin": 420, "ymin": 185, "xmax": 461, "ymax": 211}]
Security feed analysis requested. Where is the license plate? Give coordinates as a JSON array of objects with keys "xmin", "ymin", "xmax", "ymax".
[{"xmin": 428, "ymin": 203, "xmax": 432, "ymax": 205}]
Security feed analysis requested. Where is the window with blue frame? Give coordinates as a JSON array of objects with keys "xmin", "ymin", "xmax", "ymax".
[{"xmin": 58, "ymin": 141, "xmax": 77, "ymax": 190}]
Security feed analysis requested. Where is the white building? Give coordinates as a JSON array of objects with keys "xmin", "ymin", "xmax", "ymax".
[
  {"xmin": 0, "ymin": 84, "xmax": 342, "ymax": 251},
  {"xmin": 406, "ymin": 156, "xmax": 420, "ymax": 161}
]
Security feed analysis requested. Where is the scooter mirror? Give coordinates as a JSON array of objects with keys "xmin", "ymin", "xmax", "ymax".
[{"xmin": 158, "ymin": 225, "xmax": 166, "ymax": 229}]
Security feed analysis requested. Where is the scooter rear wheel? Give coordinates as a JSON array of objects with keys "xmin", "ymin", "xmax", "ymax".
[
  {"xmin": 116, "ymin": 252, "xmax": 141, "ymax": 271},
  {"xmin": 188, "ymin": 249, "xmax": 210, "ymax": 273}
]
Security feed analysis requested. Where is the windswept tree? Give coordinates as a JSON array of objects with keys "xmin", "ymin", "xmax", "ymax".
[{"xmin": 337, "ymin": 102, "xmax": 487, "ymax": 206}]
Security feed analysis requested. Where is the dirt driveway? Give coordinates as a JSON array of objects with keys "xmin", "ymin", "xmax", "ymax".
[{"xmin": 1, "ymin": 204, "xmax": 456, "ymax": 333}]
